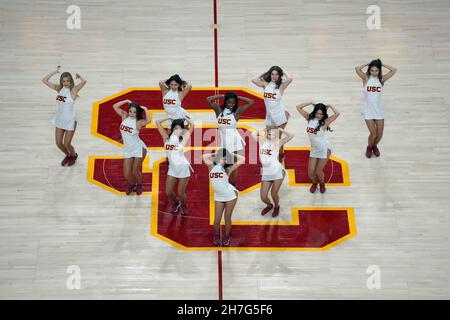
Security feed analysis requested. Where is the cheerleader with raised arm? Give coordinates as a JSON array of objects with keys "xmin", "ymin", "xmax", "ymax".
[
  {"xmin": 206, "ymin": 92, "xmax": 254, "ymax": 186},
  {"xmin": 113, "ymin": 100, "xmax": 151, "ymax": 195},
  {"xmin": 252, "ymin": 127, "xmax": 294, "ymax": 217},
  {"xmin": 252, "ymin": 66, "xmax": 293, "ymax": 161},
  {"xmin": 297, "ymin": 102, "xmax": 340, "ymax": 193},
  {"xmin": 156, "ymin": 117, "xmax": 194, "ymax": 215},
  {"xmin": 41, "ymin": 65, "xmax": 87, "ymax": 166},
  {"xmin": 203, "ymin": 149, "xmax": 245, "ymax": 247},
  {"xmin": 159, "ymin": 74, "xmax": 192, "ymax": 122},
  {"xmin": 355, "ymin": 59, "xmax": 397, "ymax": 158}
]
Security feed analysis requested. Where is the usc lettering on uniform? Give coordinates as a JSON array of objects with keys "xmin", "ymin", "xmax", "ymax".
[
  {"xmin": 367, "ymin": 86, "xmax": 381, "ymax": 93},
  {"xmin": 163, "ymin": 98, "xmax": 176, "ymax": 105},
  {"xmin": 306, "ymin": 127, "xmax": 317, "ymax": 134},
  {"xmin": 260, "ymin": 149, "xmax": 272, "ymax": 156},
  {"xmin": 165, "ymin": 144, "xmax": 179, "ymax": 151},
  {"xmin": 56, "ymin": 95, "xmax": 67, "ymax": 102},
  {"xmin": 120, "ymin": 124, "xmax": 133, "ymax": 133},
  {"xmin": 218, "ymin": 118, "xmax": 231, "ymax": 125},
  {"xmin": 209, "ymin": 172, "xmax": 224, "ymax": 179},
  {"xmin": 264, "ymin": 92, "xmax": 277, "ymax": 99}
]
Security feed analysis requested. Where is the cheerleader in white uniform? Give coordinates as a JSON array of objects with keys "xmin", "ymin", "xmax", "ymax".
[
  {"xmin": 206, "ymin": 91, "xmax": 254, "ymax": 185},
  {"xmin": 203, "ymin": 149, "xmax": 245, "ymax": 247},
  {"xmin": 41, "ymin": 66, "xmax": 87, "ymax": 166},
  {"xmin": 252, "ymin": 127, "xmax": 294, "ymax": 217},
  {"xmin": 355, "ymin": 59, "xmax": 397, "ymax": 158},
  {"xmin": 113, "ymin": 100, "xmax": 151, "ymax": 196},
  {"xmin": 159, "ymin": 74, "xmax": 192, "ymax": 123},
  {"xmin": 297, "ymin": 102, "xmax": 340, "ymax": 194},
  {"xmin": 156, "ymin": 117, "xmax": 194, "ymax": 215},
  {"xmin": 252, "ymin": 66, "xmax": 293, "ymax": 161}
]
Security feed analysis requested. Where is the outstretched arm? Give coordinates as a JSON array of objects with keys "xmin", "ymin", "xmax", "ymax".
[
  {"xmin": 278, "ymin": 128, "xmax": 294, "ymax": 146},
  {"xmin": 112, "ymin": 100, "xmax": 130, "ymax": 119},
  {"xmin": 72, "ymin": 72, "xmax": 87, "ymax": 98},
  {"xmin": 355, "ymin": 63, "xmax": 369, "ymax": 82},
  {"xmin": 234, "ymin": 96, "xmax": 255, "ymax": 119},
  {"xmin": 159, "ymin": 79, "xmax": 169, "ymax": 96},
  {"xmin": 251, "ymin": 128, "xmax": 266, "ymax": 143},
  {"xmin": 225, "ymin": 153, "xmax": 246, "ymax": 176},
  {"xmin": 251, "ymin": 74, "xmax": 268, "ymax": 88},
  {"xmin": 155, "ymin": 117, "xmax": 171, "ymax": 140},
  {"xmin": 180, "ymin": 118, "xmax": 195, "ymax": 147},
  {"xmin": 279, "ymin": 71, "xmax": 293, "ymax": 94},
  {"xmin": 381, "ymin": 63, "xmax": 397, "ymax": 84},
  {"xmin": 179, "ymin": 81, "xmax": 192, "ymax": 101},
  {"xmin": 323, "ymin": 105, "xmax": 340, "ymax": 129},
  {"xmin": 206, "ymin": 94, "xmax": 224, "ymax": 117},
  {"xmin": 41, "ymin": 66, "xmax": 61, "ymax": 91},
  {"xmin": 296, "ymin": 101, "xmax": 313, "ymax": 120},
  {"xmin": 137, "ymin": 106, "xmax": 152, "ymax": 129},
  {"xmin": 202, "ymin": 152, "xmax": 216, "ymax": 170}
]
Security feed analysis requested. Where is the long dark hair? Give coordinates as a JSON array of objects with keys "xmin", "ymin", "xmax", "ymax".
[
  {"xmin": 168, "ymin": 119, "xmax": 185, "ymax": 142},
  {"xmin": 308, "ymin": 103, "xmax": 332, "ymax": 132},
  {"xmin": 59, "ymin": 72, "xmax": 75, "ymax": 90},
  {"xmin": 128, "ymin": 102, "xmax": 145, "ymax": 121},
  {"xmin": 165, "ymin": 74, "xmax": 187, "ymax": 91},
  {"xmin": 220, "ymin": 91, "xmax": 239, "ymax": 116},
  {"xmin": 213, "ymin": 148, "xmax": 234, "ymax": 170},
  {"xmin": 366, "ymin": 59, "xmax": 383, "ymax": 84},
  {"xmin": 260, "ymin": 66, "xmax": 284, "ymax": 88}
]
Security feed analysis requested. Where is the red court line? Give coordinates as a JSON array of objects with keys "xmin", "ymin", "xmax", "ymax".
[
  {"xmin": 218, "ymin": 250, "xmax": 223, "ymax": 300},
  {"xmin": 213, "ymin": 0, "xmax": 219, "ymax": 88},
  {"xmin": 213, "ymin": 0, "xmax": 223, "ymax": 301}
]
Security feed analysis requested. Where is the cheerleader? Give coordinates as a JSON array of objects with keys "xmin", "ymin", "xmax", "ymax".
[
  {"xmin": 297, "ymin": 102, "xmax": 340, "ymax": 193},
  {"xmin": 203, "ymin": 149, "xmax": 245, "ymax": 246},
  {"xmin": 355, "ymin": 59, "xmax": 397, "ymax": 158},
  {"xmin": 252, "ymin": 66, "xmax": 293, "ymax": 161},
  {"xmin": 41, "ymin": 65, "xmax": 87, "ymax": 166},
  {"xmin": 113, "ymin": 100, "xmax": 151, "ymax": 195},
  {"xmin": 206, "ymin": 92, "xmax": 254, "ymax": 185},
  {"xmin": 252, "ymin": 127, "xmax": 294, "ymax": 217},
  {"xmin": 156, "ymin": 117, "xmax": 194, "ymax": 215},
  {"xmin": 159, "ymin": 74, "xmax": 192, "ymax": 122}
]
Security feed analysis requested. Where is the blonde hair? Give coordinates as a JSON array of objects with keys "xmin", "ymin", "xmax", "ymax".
[{"xmin": 59, "ymin": 72, "xmax": 75, "ymax": 90}]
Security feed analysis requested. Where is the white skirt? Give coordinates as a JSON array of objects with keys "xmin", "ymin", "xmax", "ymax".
[
  {"xmin": 214, "ymin": 186, "xmax": 238, "ymax": 202},
  {"xmin": 363, "ymin": 102, "xmax": 384, "ymax": 120},
  {"xmin": 51, "ymin": 113, "xmax": 76, "ymax": 131},
  {"xmin": 168, "ymin": 163, "xmax": 191, "ymax": 179},
  {"xmin": 220, "ymin": 131, "xmax": 245, "ymax": 153},
  {"xmin": 265, "ymin": 109, "xmax": 289, "ymax": 127},
  {"xmin": 261, "ymin": 163, "xmax": 286, "ymax": 181},
  {"xmin": 124, "ymin": 140, "xmax": 147, "ymax": 158},
  {"xmin": 167, "ymin": 107, "xmax": 192, "ymax": 121},
  {"xmin": 310, "ymin": 144, "xmax": 332, "ymax": 159}
]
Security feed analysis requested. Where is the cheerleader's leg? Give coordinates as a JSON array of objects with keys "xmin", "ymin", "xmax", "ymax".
[
  {"xmin": 123, "ymin": 158, "xmax": 135, "ymax": 185},
  {"xmin": 224, "ymin": 197, "xmax": 238, "ymax": 237},
  {"xmin": 214, "ymin": 201, "xmax": 226, "ymax": 237},
  {"xmin": 374, "ymin": 119, "xmax": 384, "ymax": 145},
  {"xmin": 270, "ymin": 177, "xmax": 284, "ymax": 207},
  {"xmin": 177, "ymin": 176, "xmax": 190, "ymax": 203},
  {"xmin": 55, "ymin": 127, "xmax": 69, "ymax": 156},
  {"xmin": 277, "ymin": 116, "xmax": 288, "ymax": 161},
  {"xmin": 260, "ymin": 180, "xmax": 272, "ymax": 206},
  {"xmin": 132, "ymin": 147, "xmax": 147, "ymax": 185},
  {"xmin": 364, "ymin": 119, "xmax": 377, "ymax": 147},
  {"xmin": 230, "ymin": 148, "xmax": 244, "ymax": 186},
  {"xmin": 315, "ymin": 149, "xmax": 331, "ymax": 184},
  {"xmin": 63, "ymin": 123, "xmax": 77, "ymax": 157}
]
